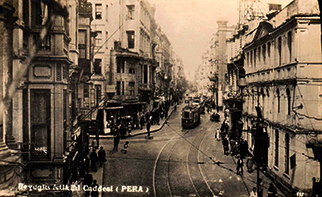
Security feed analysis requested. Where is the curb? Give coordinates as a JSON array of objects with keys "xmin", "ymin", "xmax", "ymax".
[
  {"xmin": 89, "ymin": 108, "xmax": 176, "ymax": 140},
  {"xmin": 125, "ymin": 108, "xmax": 175, "ymax": 138}
]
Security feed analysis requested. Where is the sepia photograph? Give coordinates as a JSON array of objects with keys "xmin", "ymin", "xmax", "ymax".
[{"xmin": 0, "ymin": 0, "xmax": 321, "ymax": 196}]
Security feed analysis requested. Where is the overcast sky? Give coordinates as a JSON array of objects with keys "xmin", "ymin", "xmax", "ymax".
[{"xmin": 149, "ymin": 0, "xmax": 293, "ymax": 81}]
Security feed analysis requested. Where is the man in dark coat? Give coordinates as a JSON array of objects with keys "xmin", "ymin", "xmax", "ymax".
[
  {"xmin": 83, "ymin": 173, "xmax": 93, "ymax": 197},
  {"xmin": 91, "ymin": 180, "xmax": 99, "ymax": 197},
  {"xmin": 146, "ymin": 120, "xmax": 151, "ymax": 136},
  {"xmin": 113, "ymin": 133, "xmax": 120, "ymax": 151},
  {"xmin": 98, "ymin": 146, "xmax": 106, "ymax": 167},
  {"xmin": 222, "ymin": 136, "xmax": 229, "ymax": 155},
  {"xmin": 140, "ymin": 115, "xmax": 145, "ymax": 130},
  {"xmin": 90, "ymin": 149, "xmax": 98, "ymax": 172}
]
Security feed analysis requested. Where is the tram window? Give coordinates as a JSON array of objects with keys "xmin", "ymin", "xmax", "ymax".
[{"xmin": 183, "ymin": 112, "xmax": 190, "ymax": 118}]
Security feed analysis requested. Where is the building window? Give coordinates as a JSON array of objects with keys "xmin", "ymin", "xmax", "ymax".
[
  {"xmin": 277, "ymin": 88, "xmax": 280, "ymax": 113},
  {"xmin": 254, "ymin": 49, "xmax": 257, "ymax": 67},
  {"xmin": 96, "ymin": 31, "xmax": 102, "ymax": 45},
  {"xmin": 105, "ymin": 5, "xmax": 108, "ymax": 21},
  {"xmin": 246, "ymin": 52, "xmax": 250, "ymax": 67},
  {"xmin": 262, "ymin": 44, "xmax": 266, "ymax": 63},
  {"xmin": 94, "ymin": 59, "xmax": 102, "ymax": 75},
  {"xmin": 95, "ymin": 4, "xmax": 102, "ymax": 19},
  {"xmin": 129, "ymin": 82, "xmax": 135, "ymax": 95},
  {"xmin": 250, "ymin": 51, "xmax": 253, "ymax": 67},
  {"xmin": 117, "ymin": 58, "xmax": 124, "ymax": 73},
  {"xmin": 95, "ymin": 85, "xmax": 101, "ymax": 106},
  {"xmin": 129, "ymin": 62, "xmax": 135, "ymax": 74},
  {"xmin": 84, "ymin": 83, "xmax": 89, "ymax": 98},
  {"xmin": 258, "ymin": 47, "xmax": 261, "ymax": 63},
  {"xmin": 116, "ymin": 81, "xmax": 121, "ymax": 95},
  {"xmin": 34, "ymin": 0, "xmax": 49, "ymax": 26},
  {"xmin": 122, "ymin": 81, "xmax": 125, "ymax": 95},
  {"xmin": 286, "ymin": 88, "xmax": 291, "ymax": 115},
  {"xmin": 275, "ymin": 129, "xmax": 279, "ymax": 167},
  {"xmin": 267, "ymin": 42, "xmax": 271, "ymax": 58},
  {"xmin": 30, "ymin": 89, "xmax": 50, "ymax": 159},
  {"xmin": 285, "ymin": 133, "xmax": 290, "ymax": 174},
  {"xmin": 127, "ymin": 31, "xmax": 135, "ymax": 49},
  {"xmin": 278, "ymin": 37, "xmax": 282, "ymax": 65},
  {"xmin": 144, "ymin": 64, "xmax": 148, "ymax": 84},
  {"xmin": 23, "ymin": 0, "xmax": 30, "ymax": 27},
  {"xmin": 78, "ymin": 30, "xmax": 87, "ymax": 59},
  {"xmin": 288, "ymin": 31, "xmax": 292, "ymax": 62},
  {"xmin": 127, "ymin": 5, "xmax": 135, "ymax": 20}
]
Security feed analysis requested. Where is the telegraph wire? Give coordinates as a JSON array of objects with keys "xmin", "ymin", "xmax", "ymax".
[{"xmin": 93, "ymin": 23, "xmax": 123, "ymax": 57}]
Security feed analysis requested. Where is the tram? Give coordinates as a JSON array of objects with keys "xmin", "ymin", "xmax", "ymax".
[{"xmin": 181, "ymin": 104, "xmax": 201, "ymax": 129}]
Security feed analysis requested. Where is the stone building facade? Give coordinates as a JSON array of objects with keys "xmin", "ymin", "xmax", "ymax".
[{"xmin": 225, "ymin": 0, "xmax": 322, "ymax": 195}]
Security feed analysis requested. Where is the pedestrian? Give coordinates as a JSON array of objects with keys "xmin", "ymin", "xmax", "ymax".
[
  {"xmin": 146, "ymin": 120, "xmax": 151, "ymax": 136},
  {"xmin": 249, "ymin": 187, "xmax": 257, "ymax": 197},
  {"xmin": 83, "ymin": 173, "xmax": 93, "ymax": 197},
  {"xmin": 98, "ymin": 146, "xmax": 106, "ymax": 167},
  {"xmin": 90, "ymin": 148, "xmax": 98, "ymax": 172},
  {"xmin": 236, "ymin": 158, "xmax": 244, "ymax": 175},
  {"xmin": 268, "ymin": 183, "xmax": 277, "ymax": 197},
  {"xmin": 127, "ymin": 121, "xmax": 132, "ymax": 135},
  {"xmin": 121, "ymin": 141, "xmax": 129, "ymax": 154},
  {"xmin": 113, "ymin": 133, "xmax": 120, "ymax": 151},
  {"xmin": 91, "ymin": 180, "xmax": 99, "ymax": 197},
  {"xmin": 239, "ymin": 139, "xmax": 249, "ymax": 159},
  {"xmin": 222, "ymin": 136, "xmax": 229, "ymax": 155},
  {"xmin": 140, "ymin": 115, "xmax": 145, "ymax": 130},
  {"xmin": 84, "ymin": 155, "xmax": 90, "ymax": 173},
  {"xmin": 79, "ymin": 159, "xmax": 85, "ymax": 178}
]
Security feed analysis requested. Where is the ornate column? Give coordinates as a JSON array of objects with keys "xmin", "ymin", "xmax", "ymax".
[
  {"xmin": 0, "ymin": 1, "xmax": 17, "ymax": 158},
  {"xmin": 0, "ymin": 0, "xmax": 17, "ymax": 152}
]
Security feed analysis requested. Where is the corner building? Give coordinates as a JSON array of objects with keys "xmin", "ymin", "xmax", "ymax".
[{"xmin": 241, "ymin": 0, "xmax": 322, "ymax": 195}]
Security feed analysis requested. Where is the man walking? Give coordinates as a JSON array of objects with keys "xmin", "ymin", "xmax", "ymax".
[
  {"xmin": 90, "ymin": 148, "xmax": 98, "ymax": 172},
  {"xmin": 113, "ymin": 133, "xmax": 120, "ymax": 151},
  {"xmin": 98, "ymin": 146, "xmax": 106, "ymax": 167},
  {"xmin": 236, "ymin": 158, "xmax": 244, "ymax": 175},
  {"xmin": 146, "ymin": 120, "xmax": 151, "ymax": 136},
  {"xmin": 222, "ymin": 136, "xmax": 229, "ymax": 155}
]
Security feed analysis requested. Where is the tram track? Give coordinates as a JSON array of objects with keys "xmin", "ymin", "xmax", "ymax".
[{"xmin": 153, "ymin": 114, "xmax": 216, "ymax": 197}]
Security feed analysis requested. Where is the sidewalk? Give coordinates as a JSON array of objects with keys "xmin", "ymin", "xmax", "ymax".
[
  {"xmin": 80, "ymin": 106, "xmax": 176, "ymax": 197},
  {"xmin": 90, "ymin": 106, "xmax": 176, "ymax": 140},
  {"xmin": 230, "ymin": 155, "xmax": 285, "ymax": 197}
]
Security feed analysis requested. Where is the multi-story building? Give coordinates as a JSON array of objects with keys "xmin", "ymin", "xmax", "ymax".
[
  {"xmin": 155, "ymin": 27, "xmax": 173, "ymax": 101},
  {"xmin": 0, "ymin": 0, "xmax": 95, "ymax": 189},
  {"xmin": 89, "ymin": 0, "xmax": 172, "ymax": 129},
  {"xmin": 239, "ymin": 0, "xmax": 322, "ymax": 195},
  {"xmin": 209, "ymin": 20, "xmax": 235, "ymax": 110}
]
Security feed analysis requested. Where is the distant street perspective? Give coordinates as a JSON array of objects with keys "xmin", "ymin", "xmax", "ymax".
[{"xmin": 0, "ymin": 0, "xmax": 322, "ymax": 197}]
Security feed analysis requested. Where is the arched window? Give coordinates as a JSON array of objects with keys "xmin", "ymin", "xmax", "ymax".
[
  {"xmin": 284, "ymin": 133, "xmax": 290, "ymax": 174},
  {"xmin": 286, "ymin": 88, "xmax": 291, "ymax": 115},
  {"xmin": 276, "ymin": 89, "xmax": 280, "ymax": 113},
  {"xmin": 261, "ymin": 88, "xmax": 265, "ymax": 108},
  {"xmin": 278, "ymin": 37, "xmax": 282, "ymax": 65},
  {"xmin": 288, "ymin": 31, "xmax": 292, "ymax": 62},
  {"xmin": 275, "ymin": 129, "xmax": 279, "ymax": 167}
]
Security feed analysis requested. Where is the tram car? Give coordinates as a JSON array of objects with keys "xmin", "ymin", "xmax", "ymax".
[{"xmin": 181, "ymin": 104, "xmax": 201, "ymax": 129}]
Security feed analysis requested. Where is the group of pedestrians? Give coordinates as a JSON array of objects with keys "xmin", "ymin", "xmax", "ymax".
[
  {"xmin": 215, "ymin": 118, "xmax": 278, "ymax": 197},
  {"xmin": 82, "ymin": 146, "xmax": 106, "ymax": 197}
]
